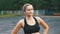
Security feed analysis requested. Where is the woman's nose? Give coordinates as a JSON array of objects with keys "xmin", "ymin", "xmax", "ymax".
[{"xmin": 30, "ymin": 10, "xmax": 32, "ymax": 13}]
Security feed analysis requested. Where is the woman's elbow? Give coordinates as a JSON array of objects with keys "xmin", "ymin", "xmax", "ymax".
[
  {"xmin": 46, "ymin": 26, "xmax": 49, "ymax": 30},
  {"xmin": 44, "ymin": 26, "xmax": 49, "ymax": 30}
]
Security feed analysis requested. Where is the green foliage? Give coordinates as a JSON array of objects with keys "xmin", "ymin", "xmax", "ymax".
[{"xmin": 0, "ymin": 0, "xmax": 60, "ymax": 10}]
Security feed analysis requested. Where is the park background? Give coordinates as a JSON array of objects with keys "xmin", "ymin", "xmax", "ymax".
[{"xmin": 0, "ymin": 0, "xmax": 60, "ymax": 34}]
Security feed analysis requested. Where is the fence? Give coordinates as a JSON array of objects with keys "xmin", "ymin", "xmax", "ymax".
[
  {"xmin": 1, "ymin": 10, "xmax": 58, "ymax": 16},
  {"xmin": 0, "ymin": 10, "xmax": 46, "ymax": 16}
]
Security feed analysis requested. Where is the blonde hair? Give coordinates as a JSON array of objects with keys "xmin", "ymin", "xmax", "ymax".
[{"xmin": 23, "ymin": 3, "xmax": 32, "ymax": 12}]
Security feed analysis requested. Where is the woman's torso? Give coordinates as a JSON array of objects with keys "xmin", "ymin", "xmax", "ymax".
[{"xmin": 21, "ymin": 17, "xmax": 40, "ymax": 34}]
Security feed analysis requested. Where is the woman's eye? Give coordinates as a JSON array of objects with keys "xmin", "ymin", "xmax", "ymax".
[
  {"xmin": 27, "ymin": 9, "xmax": 30, "ymax": 11},
  {"xmin": 31, "ymin": 9, "xmax": 33, "ymax": 10},
  {"xmin": 27, "ymin": 8, "xmax": 33, "ymax": 11}
]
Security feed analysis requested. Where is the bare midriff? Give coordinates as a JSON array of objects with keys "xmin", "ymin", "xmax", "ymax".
[{"xmin": 31, "ymin": 32, "xmax": 40, "ymax": 34}]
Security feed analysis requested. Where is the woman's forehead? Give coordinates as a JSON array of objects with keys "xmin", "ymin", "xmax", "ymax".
[{"xmin": 26, "ymin": 5, "xmax": 33, "ymax": 9}]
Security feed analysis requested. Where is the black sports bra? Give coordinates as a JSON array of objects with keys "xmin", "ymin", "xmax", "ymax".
[{"xmin": 23, "ymin": 17, "xmax": 40, "ymax": 34}]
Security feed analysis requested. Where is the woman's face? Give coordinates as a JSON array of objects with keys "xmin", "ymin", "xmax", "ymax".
[{"xmin": 25, "ymin": 5, "xmax": 34, "ymax": 16}]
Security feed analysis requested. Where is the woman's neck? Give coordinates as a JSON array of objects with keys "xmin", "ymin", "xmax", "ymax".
[{"xmin": 26, "ymin": 15, "xmax": 33, "ymax": 20}]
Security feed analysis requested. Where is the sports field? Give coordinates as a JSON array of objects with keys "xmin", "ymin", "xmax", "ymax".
[{"xmin": 0, "ymin": 16, "xmax": 60, "ymax": 34}]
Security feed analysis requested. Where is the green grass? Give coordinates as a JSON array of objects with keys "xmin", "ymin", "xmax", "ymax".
[
  {"xmin": 0, "ymin": 14, "xmax": 24, "ymax": 18},
  {"xmin": 0, "ymin": 14, "xmax": 38, "ymax": 18}
]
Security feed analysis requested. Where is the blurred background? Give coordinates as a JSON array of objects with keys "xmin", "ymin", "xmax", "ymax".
[{"xmin": 0, "ymin": 0, "xmax": 60, "ymax": 34}]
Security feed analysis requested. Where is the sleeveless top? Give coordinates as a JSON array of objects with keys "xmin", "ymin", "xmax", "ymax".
[{"xmin": 23, "ymin": 17, "xmax": 40, "ymax": 34}]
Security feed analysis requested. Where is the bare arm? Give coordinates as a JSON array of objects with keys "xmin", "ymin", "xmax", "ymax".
[
  {"xmin": 37, "ymin": 17, "xmax": 49, "ymax": 34},
  {"xmin": 11, "ymin": 20, "xmax": 22, "ymax": 34}
]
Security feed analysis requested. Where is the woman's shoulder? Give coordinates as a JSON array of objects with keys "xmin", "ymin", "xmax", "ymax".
[
  {"xmin": 17, "ymin": 19, "xmax": 25, "ymax": 28},
  {"xmin": 34, "ymin": 16, "xmax": 44, "ymax": 23},
  {"xmin": 34, "ymin": 16, "xmax": 41, "ymax": 19},
  {"xmin": 16, "ymin": 19, "xmax": 24, "ymax": 26},
  {"xmin": 18, "ymin": 19, "xmax": 24, "ymax": 24},
  {"xmin": 34, "ymin": 16, "xmax": 43, "ymax": 23}
]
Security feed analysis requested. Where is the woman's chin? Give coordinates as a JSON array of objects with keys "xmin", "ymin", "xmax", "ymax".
[{"xmin": 28, "ymin": 14, "xmax": 33, "ymax": 16}]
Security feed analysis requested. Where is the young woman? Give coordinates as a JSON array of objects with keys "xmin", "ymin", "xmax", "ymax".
[{"xmin": 11, "ymin": 3, "xmax": 49, "ymax": 34}]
